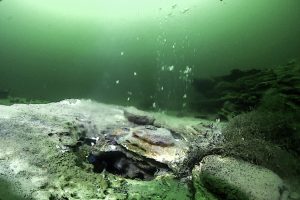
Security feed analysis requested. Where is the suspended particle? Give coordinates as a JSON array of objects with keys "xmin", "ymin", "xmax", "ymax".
[
  {"xmin": 121, "ymin": 52, "xmax": 124, "ymax": 56},
  {"xmin": 183, "ymin": 94, "xmax": 187, "ymax": 99},
  {"xmin": 134, "ymin": 72, "xmax": 137, "ymax": 76},
  {"xmin": 127, "ymin": 97, "xmax": 130, "ymax": 101},
  {"xmin": 183, "ymin": 66, "xmax": 192, "ymax": 74},
  {"xmin": 127, "ymin": 91, "xmax": 133, "ymax": 95},
  {"xmin": 116, "ymin": 80, "xmax": 120, "ymax": 84},
  {"xmin": 161, "ymin": 86, "xmax": 164, "ymax": 91},
  {"xmin": 168, "ymin": 65, "xmax": 174, "ymax": 71},
  {"xmin": 152, "ymin": 102, "xmax": 157, "ymax": 108}
]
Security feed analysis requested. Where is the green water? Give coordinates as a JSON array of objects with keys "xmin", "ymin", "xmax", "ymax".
[{"xmin": 0, "ymin": 0, "xmax": 300, "ymax": 110}]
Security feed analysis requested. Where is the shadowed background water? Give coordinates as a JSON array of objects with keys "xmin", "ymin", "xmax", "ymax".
[{"xmin": 0, "ymin": 0, "xmax": 299, "ymax": 110}]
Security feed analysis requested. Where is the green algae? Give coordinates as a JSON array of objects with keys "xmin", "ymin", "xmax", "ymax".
[
  {"xmin": 40, "ymin": 137, "xmax": 192, "ymax": 200},
  {"xmin": 196, "ymin": 173, "xmax": 249, "ymax": 200},
  {"xmin": 125, "ymin": 175, "xmax": 191, "ymax": 200},
  {"xmin": 0, "ymin": 178, "xmax": 31, "ymax": 200},
  {"xmin": 192, "ymin": 169, "xmax": 218, "ymax": 200}
]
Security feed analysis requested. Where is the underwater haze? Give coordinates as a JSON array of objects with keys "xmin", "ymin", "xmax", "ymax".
[
  {"xmin": 0, "ymin": 0, "xmax": 300, "ymax": 110},
  {"xmin": 1, "ymin": 1, "xmax": 300, "ymax": 199}
]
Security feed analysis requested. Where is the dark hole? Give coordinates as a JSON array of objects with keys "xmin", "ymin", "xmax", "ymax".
[
  {"xmin": 88, "ymin": 151, "xmax": 158, "ymax": 180},
  {"xmin": 83, "ymin": 138, "xmax": 97, "ymax": 146},
  {"xmin": 76, "ymin": 141, "xmax": 83, "ymax": 146},
  {"xmin": 136, "ymin": 172, "xmax": 144, "ymax": 179},
  {"xmin": 170, "ymin": 131, "xmax": 184, "ymax": 140}
]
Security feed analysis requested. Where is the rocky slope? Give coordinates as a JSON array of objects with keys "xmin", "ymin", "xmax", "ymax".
[{"xmin": 0, "ymin": 100, "xmax": 297, "ymax": 200}]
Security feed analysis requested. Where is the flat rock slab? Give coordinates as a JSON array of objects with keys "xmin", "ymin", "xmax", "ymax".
[
  {"xmin": 116, "ymin": 126, "xmax": 189, "ymax": 170},
  {"xmin": 193, "ymin": 155, "xmax": 286, "ymax": 200}
]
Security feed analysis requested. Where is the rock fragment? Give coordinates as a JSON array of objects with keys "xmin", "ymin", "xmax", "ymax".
[
  {"xmin": 124, "ymin": 109, "xmax": 155, "ymax": 125},
  {"xmin": 192, "ymin": 155, "xmax": 286, "ymax": 200}
]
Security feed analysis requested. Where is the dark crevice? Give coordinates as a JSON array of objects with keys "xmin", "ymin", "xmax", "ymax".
[{"xmin": 88, "ymin": 151, "xmax": 169, "ymax": 180}]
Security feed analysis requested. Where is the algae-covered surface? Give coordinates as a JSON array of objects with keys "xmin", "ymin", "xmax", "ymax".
[
  {"xmin": 0, "ymin": 100, "xmax": 201, "ymax": 200},
  {"xmin": 0, "ymin": 100, "xmax": 299, "ymax": 200},
  {"xmin": 1, "ymin": 107, "xmax": 299, "ymax": 200}
]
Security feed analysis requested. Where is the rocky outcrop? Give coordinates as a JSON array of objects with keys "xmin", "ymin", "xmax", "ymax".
[
  {"xmin": 0, "ymin": 100, "xmax": 222, "ymax": 199},
  {"xmin": 192, "ymin": 155, "xmax": 287, "ymax": 200},
  {"xmin": 193, "ymin": 62, "xmax": 300, "ymax": 119},
  {"xmin": 0, "ymin": 99, "xmax": 295, "ymax": 200},
  {"xmin": 115, "ymin": 126, "xmax": 189, "ymax": 171}
]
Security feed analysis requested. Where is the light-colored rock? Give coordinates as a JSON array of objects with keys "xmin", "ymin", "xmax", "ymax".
[
  {"xmin": 0, "ymin": 100, "xmax": 205, "ymax": 199},
  {"xmin": 0, "ymin": 100, "xmax": 135, "ymax": 199},
  {"xmin": 116, "ymin": 126, "xmax": 189, "ymax": 171},
  {"xmin": 193, "ymin": 155, "xmax": 286, "ymax": 200},
  {"xmin": 124, "ymin": 109, "xmax": 155, "ymax": 125}
]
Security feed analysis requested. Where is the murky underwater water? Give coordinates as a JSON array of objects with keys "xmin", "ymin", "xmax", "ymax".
[
  {"xmin": 0, "ymin": 0, "xmax": 300, "ymax": 112},
  {"xmin": 1, "ymin": 1, "xmax": 300, "ymax": 199}
]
